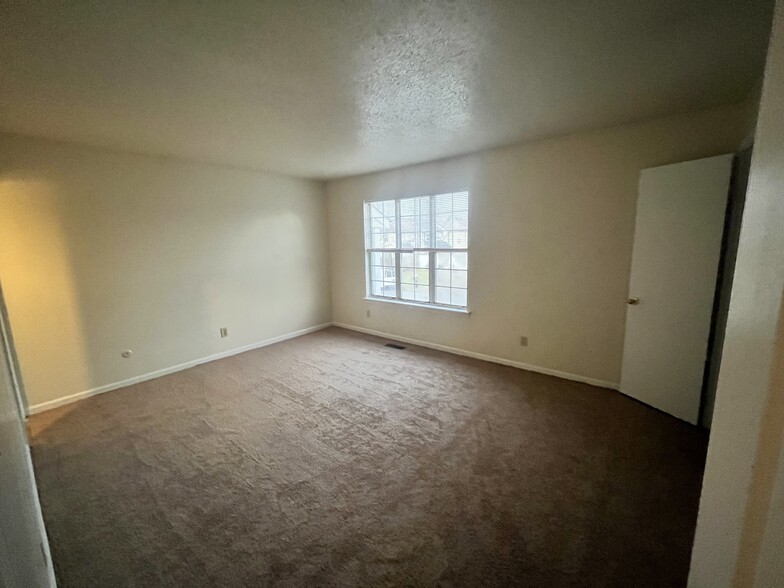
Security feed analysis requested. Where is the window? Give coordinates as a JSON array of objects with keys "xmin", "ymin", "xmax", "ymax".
[{"xmin": 364, "ymin": 191, "xmax": 469, "ymax": 310}]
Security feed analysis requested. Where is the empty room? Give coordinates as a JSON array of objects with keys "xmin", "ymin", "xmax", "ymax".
[{"xmin": 2, "ymin": 1, "xmax": 784, "ymax": 587}]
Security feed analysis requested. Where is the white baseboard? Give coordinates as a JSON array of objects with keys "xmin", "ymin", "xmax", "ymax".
[
  {"xmin": 27, "ymin": 320, "xmax": 617, "ymax": 415},
  {"xmin": 26, "ymin": 322, "xmax": 332, "ymax": 415},
  {"xmin": 332, "ymin": 322, "xmax": 619, "ymax": 390}
]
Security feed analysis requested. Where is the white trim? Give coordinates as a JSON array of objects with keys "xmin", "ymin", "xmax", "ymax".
[
  {"xmin": 21, "ymin": 442, "xmax": 57, "ymax": 586},
  {"xmin": 363, "ymin": 297, "xmax": 470, "ymax": 314},
  {"xmin": 1, "ymin": 292, "xmax": 56, "ymax": 585},
  {"xmin": 26, "ymin": 323, "xmax": 332, "ymax": 415},
  {"xmin": 26, "ymin": 320, "xmax": 618, "ymax": 415},
  {"xmin": 333, "ymin": 322, "xmax": 619, "ymax": 390}
]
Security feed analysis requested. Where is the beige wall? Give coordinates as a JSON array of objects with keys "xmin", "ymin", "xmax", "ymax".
[
  {"xmin": 326, "ymin": 103, "xmax": 754, "ymax": 386},
  {"xmin": 690, "ymin": 1, "xmax": 784, "ymax": 585},
  {"xmin": 0, "ymin": 135, "xmax": 331, "ymax": 410}
]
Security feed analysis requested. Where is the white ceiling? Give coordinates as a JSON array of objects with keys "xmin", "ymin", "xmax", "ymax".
[{"xmin": 0, "ymin": 1, "xmax": 774, "ymax": 179}]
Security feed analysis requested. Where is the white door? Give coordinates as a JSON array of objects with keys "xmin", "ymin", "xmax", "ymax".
[
  {"xmin": 0, "ymin": 301, "xmax": 54, "ymax": 586},
  {"xmin": 620, "ymin": 154, "xmax": 733, "ymax": 424}
]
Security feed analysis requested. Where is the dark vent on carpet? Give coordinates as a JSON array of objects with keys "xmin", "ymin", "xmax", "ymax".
[{"xmin": 385, "ymin": 343, "xmax": 406, "ymax": 350}]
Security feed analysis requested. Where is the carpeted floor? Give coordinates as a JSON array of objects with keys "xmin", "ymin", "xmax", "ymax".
[{"xmin": 28, "ymin": 327, "xmax": 707, "ymax": 587}]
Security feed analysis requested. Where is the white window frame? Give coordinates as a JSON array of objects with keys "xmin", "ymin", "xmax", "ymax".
[{"xmin": 363, "ymin": 192, "xmax": 469, "ymax": 312}]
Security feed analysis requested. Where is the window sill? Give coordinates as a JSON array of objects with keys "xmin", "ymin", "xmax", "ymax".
[{"xmin": 363, "ymin": 297, "xmax": 471, "ymax": 314}]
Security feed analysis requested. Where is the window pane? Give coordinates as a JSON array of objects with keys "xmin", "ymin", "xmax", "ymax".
[
  {"xmin": 436, "ymin": 269, "xmax": 450, "ymax": 287},
  {"xmin": 415, "ymin": 252, "xmax": 429, "ymax": 269},
  {"xmin": 400, "ymin": 283, "xmax": 415, "ymax": 300},
  {"xmin": 435, "ymin": 287, "xmax": 450, "ymax": 304},
  {"xmin": 401, "ymin": 268, "xmax": 415, "ymax": 284},
  {"xmin": 369, "ymin": 201, "xmax": 385, "ymax": 217},
  {"xmin": 434, "ymin": 206, "xmax": 453, "ymax": 247},
  {"xmin": 415, "ymin": 286, "xmax": 430, "ymax": 302},
  {"xmin": 451, "ymin": 288, "xmax": 467, "ymax": 307},
  {"xmin": 382, "ymin": 252, "xmax": 395, "ymax": 266},
  {"xmin": 437, "ymin": 232, "xmax": 453, "ymax": 248},
  {"xmin": 400, "ymin": 233, "xmax": 416, "ymax": 248},
  {"xmin": 414, "ymin": 268, "xmax": 429, "ymax": 285},
  {"xmin": 435, "ymin": 213, "xmax": 452, "ymax": 231},
  {"xmin": 382, "ymin": 232, "xmax": 397, "ymax": 248},
  {"xmin": 400, "ymin": 252, "xmax": 414, "ymax": 267},
  {"xmin": 371, "ymin": 266, "xmax": 383, "ymax": 281},
  {"xmin": 366, "ymin": 200, "xmax": 397, "ymax": 249},
  {"xmin": 371, "ymin": 281, "xmax": 384, "ymax": 296},
  {"xmin": 453, "ymin": 191, "xmax": 469, "ymax": 212},
  {"xmin": 436, "ymin": 252, "xmax": 450, "ymax": 269},
  {"xmin": 434, "ymin": 193, "xmax": 453, "ymax": 213},
  {"xmin": 419, "ymin": 221, "xmax": 431, "ymax": 248},
  {"xmin": 371, "ymin": 251, "xmax": 383, "ymax": 266},
  {"xmin": 451, "ymin": 269, "xmax": 467, "ymax": 288},
  {"xmin": 430, "ymin": 192, "xmax": 470, "ymax": 250},
  {"xmin": 451, "ymin": 252, "xmax": 467, "ymax": 270},
  {"xmin": 400, "ymin": 198, "xmax": 415, "ymax": 215},
  {"xmin": 398, "ymin": 195, "xmax": 431, "ymax": 248}
]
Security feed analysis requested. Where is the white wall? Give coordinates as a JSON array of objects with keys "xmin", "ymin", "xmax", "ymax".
[
  {"xmin": 0, "ymin": 135, "xmax": 331, "ymax": 410},
  {"xmin": 689, "ymin": 1, "xmax": 784, "ymax": 585},
  {"xmin": 326, "ymin": 102, "xmax": 754, "ymax": 386}
]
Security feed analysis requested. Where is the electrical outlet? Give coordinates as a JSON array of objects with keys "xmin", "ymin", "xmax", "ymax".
[
  {"xmin": 121, "ymin": 350, "xmax": 132, "ymax": 358},
  {"xmin": 220, "ymin": 327, "xmax": 228, "ymax": 338},
  {"xmin": 366, "ymin": 310, "xmax": 371, "ymax": 318},
  {"xmin": 519, "ymin": 336, "xmax": 528, "ymax": 347}
]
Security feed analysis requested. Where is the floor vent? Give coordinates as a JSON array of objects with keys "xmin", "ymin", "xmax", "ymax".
[{"xmin": 385, "ymin": 343, "xmax": 406, "ymax": 350}]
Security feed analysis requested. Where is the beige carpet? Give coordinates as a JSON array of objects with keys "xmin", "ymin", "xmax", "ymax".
[{"xmin": 28, "ymin": 327, "xmax": 707, "ymax": 587}]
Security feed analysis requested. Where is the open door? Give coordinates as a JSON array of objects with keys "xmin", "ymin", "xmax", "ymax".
[
  {"xmin": 620, "ymin": 154, "xmax": 733, "ymax": 424},
  {"xmin": 0, "ymin": 287, "xmax": 55, "ymax": 587}
]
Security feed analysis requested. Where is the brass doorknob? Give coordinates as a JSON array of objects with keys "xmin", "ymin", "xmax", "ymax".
[{"xmin": 627, "ymin": 297, "xmax": 639, "ymax": 305}]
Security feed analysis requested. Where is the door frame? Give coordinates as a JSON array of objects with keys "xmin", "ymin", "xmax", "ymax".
[{"xmin": 0, "ymin": 280, "xmax": 56, "ymax": 586}]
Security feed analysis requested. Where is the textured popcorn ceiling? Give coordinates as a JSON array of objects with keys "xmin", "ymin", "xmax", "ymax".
[{"xmin": 0, "ymin": 0, "xmax": 774, "ymax": 179}]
